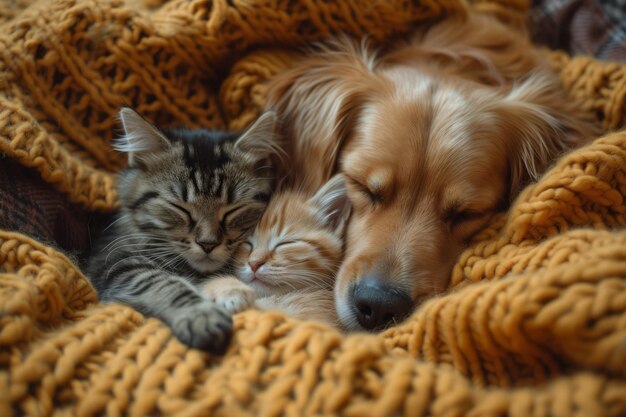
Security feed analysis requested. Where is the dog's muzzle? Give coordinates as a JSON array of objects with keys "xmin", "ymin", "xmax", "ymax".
[{"xmin": 351, "ymin": 274, "xmax": 413, "ymax": 331}]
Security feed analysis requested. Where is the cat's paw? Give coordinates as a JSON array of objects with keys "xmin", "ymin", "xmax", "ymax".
[
  {"xmin": 202, "ymin": 276, "xmax": 256, "ymax": 314},
  {"xmin": 171, "ymin": 302, "xmax": 233, "ymax": 354}
]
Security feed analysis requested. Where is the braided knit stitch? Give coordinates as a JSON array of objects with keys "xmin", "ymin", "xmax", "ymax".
[{"xmin": 1, "ymin": 0, "xmax": 626, "ymax": 416}]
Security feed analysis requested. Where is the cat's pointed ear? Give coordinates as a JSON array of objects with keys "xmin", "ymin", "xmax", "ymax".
[
  {"xmin": 310, "ymin": 174, "xmax": 351, "ymax": 235},
  {"xmin": 234, "ymin": 111, "xmax": 282, "ymax": 163},
  {"xmin": 115, "ymin": 107, "xmax": 171, "ymax": 167}
]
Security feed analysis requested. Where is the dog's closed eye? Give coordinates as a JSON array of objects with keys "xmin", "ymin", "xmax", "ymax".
[
  {"xmin": 444, "ymin": 205, "xmax": 494, "ymax": 240},
  {"xmin": 446, "ymin": 209, "xmax": 487, "ymax": 224},
  {"xmin": 345, "ymin": 175, "xmax": 383, "ymax": 205}
]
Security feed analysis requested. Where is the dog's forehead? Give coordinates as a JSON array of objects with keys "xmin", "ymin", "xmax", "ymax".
[{"xmin": 343, "ymin": 86, "xmax": 508, "ymax": 206}]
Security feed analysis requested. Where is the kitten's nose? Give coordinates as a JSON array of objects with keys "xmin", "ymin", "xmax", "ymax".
[
  {"xmin": 196, "ymin": 239, "xmax": 220, "ymax": 254},
  {"xmin": 351, "ymin": 275, "xmax": 413, "ymax": 331},
  {"xmin": 248, "ymin": 260, "xmax": 265, "ymax": 272}
]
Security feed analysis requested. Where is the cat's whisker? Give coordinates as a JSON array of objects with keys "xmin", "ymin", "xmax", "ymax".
[
  {"xmin": 148, "ymin": 249, "xmax": 178, "ymax": 263},
  {"xmin": 105, "ymin": 231, "xmax": 164, "ymax": 241},
  {"xmin": 169, "ymin": 258, "xmax": 187, "ymax": 271},
  {"xmin": 102, "ymin": 233, "xmax": 173, "ymax": 250},
  {"xmin": 102, "ymin": 214, "xmax": 131, "ymax": 232},
  {"xmin": 287, "ymin": 274, "xmax": 332, "ymax": 285},
  {"xmin": 144, "ymin": 251, "xmax": 177, "ymax": 262},
  {"xmin": 296, "ymin": 279, "xmax": 331, "ymax": 291},
  {"xmin": 276, "ymin": 272, "xmax": 335, "ymax": 291},
  {"xmin": 277, "ymin": 279, "xmax": 299, "ymax": 292},
  {"xmin": 104, "ymin": 255, "xmax": 157, "ymax": 280},
  {"xmin": 108, "ymin": 242, "xmax": 171, "ymax": 251},
  {"xmin": 149, "ymin": 256, "xmax": 180, "ymax": 270},
  {"xmin": 105, "ymin": 243, "xmax": 177, "ymax": 263},
  {"xmin": 142, "ymin": 248, "xmax": 180, "ymax": 256},
  {"xmin": 276, "ymin": 269, "xmax": 328, "ymax": 280},
  {"xmin": 102, "ymin": 235, "xmax": 146, "ymax": 250},
  {"xmin": 170, "ymin": 258, "xmax": 187, "ymax": 271},
  {"xmin": 159, "ymin": 252, "xmax": 186, "ymax": 270}
]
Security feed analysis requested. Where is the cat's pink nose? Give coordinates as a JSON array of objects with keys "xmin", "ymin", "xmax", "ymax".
[{"xmin": 248, "ymin": 260, "xmax": 265, "ymax": 272}]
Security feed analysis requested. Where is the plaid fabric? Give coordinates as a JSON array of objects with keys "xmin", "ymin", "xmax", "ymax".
[
  {"xmin": 0, "ymin": 154, "xmax": 107, "ymax": 257},
  {"xmin": 531, "ymin": 0, "xmax": 626, "ymax": 60}
]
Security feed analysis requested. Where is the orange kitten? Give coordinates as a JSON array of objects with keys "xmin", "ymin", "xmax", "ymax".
[{"xmin": 203, "ymin": 175, "xmax": 350, "ymax": 326}]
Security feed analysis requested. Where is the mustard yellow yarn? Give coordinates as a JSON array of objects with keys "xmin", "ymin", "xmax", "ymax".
[{"xmin": 1, "ymin": 0, "xmax": 626, "ymax": 416}]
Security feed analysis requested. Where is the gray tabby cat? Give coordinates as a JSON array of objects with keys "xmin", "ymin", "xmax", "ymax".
[{"xmin": 86, "ymin": 108, "xmax": 278, "ymax": 354}]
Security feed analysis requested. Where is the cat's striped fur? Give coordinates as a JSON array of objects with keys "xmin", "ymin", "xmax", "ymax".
[{"xmin": 86, "ymin": 108, "xmax": 278, "ymax": 354}]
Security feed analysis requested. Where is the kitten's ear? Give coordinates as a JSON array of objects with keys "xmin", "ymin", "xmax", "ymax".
[
  {"xmin": 115, "ymin": 107, "xmax": 171, "ymax": 167},
  {"xmin": 310, "ymin": 174, "xmax": 351, "ymax": 235},
  {"xmin": 234, "ymin": 111, "xmax": 282, "ymax": 163}
]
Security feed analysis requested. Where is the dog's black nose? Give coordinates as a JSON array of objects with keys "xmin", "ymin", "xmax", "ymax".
[{"xmin": 352, "ymin": 276, "xmax": 413, "ymax": 331}]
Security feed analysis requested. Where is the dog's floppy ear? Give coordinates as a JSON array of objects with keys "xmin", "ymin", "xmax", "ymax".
[
  {"xmin": 265, "ymin": 39, "xmax": 377, "ymax": 192},
  {"xmin": 491, "ymin": 72, "xmax": 599, "ymax": 196}
]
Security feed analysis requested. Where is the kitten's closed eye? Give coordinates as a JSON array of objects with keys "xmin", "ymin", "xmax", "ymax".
[
  {"xmin": 138, "ymin": 200, "xmax": 187, "ymax": 231},
  {"xmin": 274, "ymin": 240, "xmax": 297, "ymax": 249},
  {"xmin": 225, "ymin": 206, "xmax": 265, "ymax": 232},
  {"xmin": 168, "ymin": 201, "xmax": 196, "ymax": 229},
  {"xmin": 222, "ymin": 205, "xmax": 245, "ymax": 224}
]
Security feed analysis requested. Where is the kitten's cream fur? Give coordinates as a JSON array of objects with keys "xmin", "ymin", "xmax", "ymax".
[{"xmin": 203, "ymin": 175, "xmax": 350, "ymax": 327}]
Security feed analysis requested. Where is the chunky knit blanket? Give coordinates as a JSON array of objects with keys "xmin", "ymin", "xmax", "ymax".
[{"xmin": 1, "ymin": 0, "xmax": 625, "ymax": 416}]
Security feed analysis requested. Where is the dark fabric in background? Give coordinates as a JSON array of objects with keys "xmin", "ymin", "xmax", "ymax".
[
  {"xmin": 531, "ymin": 0, "xmax": 626, "ymax": 60},
  {"xmin": 0, "ymin": 155, "xmax": 108, "ymax": 258},
  {"xmin": 0, "ymin": 0, "xmax": 624, "ymax": 261}
]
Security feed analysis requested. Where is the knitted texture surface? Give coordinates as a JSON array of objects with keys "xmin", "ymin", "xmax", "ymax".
[{"xmin": 1, "ymin": 0, "xmax": 626, "ymax": 416}]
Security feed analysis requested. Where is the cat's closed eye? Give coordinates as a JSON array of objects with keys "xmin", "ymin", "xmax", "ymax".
[
  {"xmin": 274, "ymin": 240, "xmax": 297, "ymax": 249},
  {"xmin": 168, "ymin": 201, "xmax": 196, "ymax": 229},
  {"xmin": 222, "ymin": 205, "xmax": 245, "ymax": 224},
  {"xmin": 143, "ymin": 200, "xmax": 188, "ymax": 230}
]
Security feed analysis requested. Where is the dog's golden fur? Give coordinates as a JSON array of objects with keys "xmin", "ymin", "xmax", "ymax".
[{"xmin": 266, "ymin": 12, "xmax": 599, "ymax": 330}]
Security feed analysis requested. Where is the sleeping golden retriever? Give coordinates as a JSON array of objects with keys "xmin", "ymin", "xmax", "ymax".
[{"xmin": 265, "ymin": 11, "xmax": 598, "ymax": 331}]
